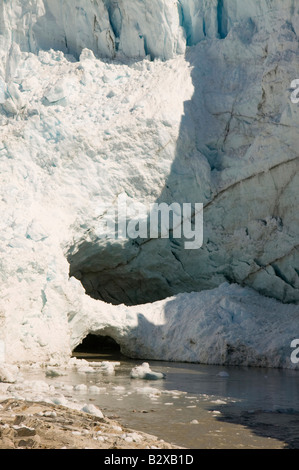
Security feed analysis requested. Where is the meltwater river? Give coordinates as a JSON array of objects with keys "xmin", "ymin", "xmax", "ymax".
[{"xmin": 23, "ymin": 352, "xmax": 299, "ymax": 449}]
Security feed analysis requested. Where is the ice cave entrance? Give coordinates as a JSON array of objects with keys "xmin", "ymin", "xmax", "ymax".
[{"xmin": 73, "ymin": 334, "xmax": 121, "ymax": 358}]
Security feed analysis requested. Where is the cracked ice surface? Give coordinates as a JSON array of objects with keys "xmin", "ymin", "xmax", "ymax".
[{"xmin": 0, "ymin": 1, "xmax": 298, "ymax": 366}]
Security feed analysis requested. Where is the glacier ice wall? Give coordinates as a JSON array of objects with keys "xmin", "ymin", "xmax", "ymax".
[
  {"xmin": 0, "ymin": 0, "xmax": 186, "ymax": 63},
  {"xmin": 0, "ymin": 0, "xmax": 298, "ymax": 364},
  {"xmin": 68, "ymin": 0, "xmax": 299, "ymax": 306},
  {"xmin": 1, "ymin": 1, "xmax": 298, "ymax": 63},
  {"xmin": 69, "ymin": 283, "xmax": 299, "ymax": 368}
]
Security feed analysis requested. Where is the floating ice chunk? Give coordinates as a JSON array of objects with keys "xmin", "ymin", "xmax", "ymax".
[
  {"xmin": 130, "ymin": 363, "xmax": 166, "ymax": 380},
  {"xmin": 61, "ymin": 384, "xmax": 74, "ymax": 393},
  {"xmin": 24, "ymin": 380, "xmax": 49, "ymax": 393},
  {"xmin": 0, "ymin": 364, "xmax": 19, "ymax": 383},
  {"xmin": 67, "ymin": 358, "xmax": 88, "ymax": 368},
  {"xmin": 135, "ymin": 387, "xmax": 161, "ymax": 395},
  {"xmin": 88, "ymin": 385, "xmax": 102, "ymax": 394},
  {"xmin": 53, "ymin": 383, "xmax": 62, "ymax": 389},
  {"xmin": 101, "ymin": 362, "xmax": 117, "ymax": 374},
  {"xmin": 81, "ymin": 404, "xmax": 103, "ymax": 419},
  {"xmin": 217, "ymin": 371, "xmax": 230, "ymax": 377},
  {"xmin": 68, "ymin": 358, "xmax": 97, "ymax": 374},
  {"xmin": 47, "ymin": 358, "xmax": 64, "ymax": 368},
  {"xmin": 113, "ymin": 386, "xmax": 125, "ymax": 392},
  {"xmin": 191, "ymin": 419, "xmax": 199, "ymax": 424},
  {"xmin": 45, "ymin": 368, "xmax": 66, "ymax": 378},
  {"xmin": 7, "ymin": 383, "xmax": 23, "ymax": 392},
  {"xmin": 86, "ymin": 361, "xmax": 103, "ymax": 367},
  {"xmin": 77, "ymin": 365, "xmax": 95, "ymax": 374},
  {"xmin": 162, "ymin": 390, "xmax": 186, "ymax": 396},
  {"xmin": 74, "ymin": 383, "xmax": 88, "ymax": 392},
  {"xmin": 210, "ymin": 399, "xmax": 227, "ymax": 405}
]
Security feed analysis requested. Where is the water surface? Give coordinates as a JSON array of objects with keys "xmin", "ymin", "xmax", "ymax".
[{"xmin": 23, "ymin": 353, "xmax": 299, "ymax": 448}]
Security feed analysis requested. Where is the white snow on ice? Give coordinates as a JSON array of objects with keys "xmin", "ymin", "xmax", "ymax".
[{"xmin": 0, "ymin": 0, "xmax": 297, "ymax": 370}]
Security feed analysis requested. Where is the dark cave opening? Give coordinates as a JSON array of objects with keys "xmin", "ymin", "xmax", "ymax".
[{"xmin": 73, "ymin": 334, "xmax": 121, "ymax": 355}]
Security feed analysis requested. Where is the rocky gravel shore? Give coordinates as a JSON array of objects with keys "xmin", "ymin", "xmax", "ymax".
[{"xmin": 0, "ymin": 399, "xmax": 179, "ymax": 449}]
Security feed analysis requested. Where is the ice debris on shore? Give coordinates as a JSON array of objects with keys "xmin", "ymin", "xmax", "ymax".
[{"xmin": 0, "ymin": 365, "xmax": 19, "ymax": 384}]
